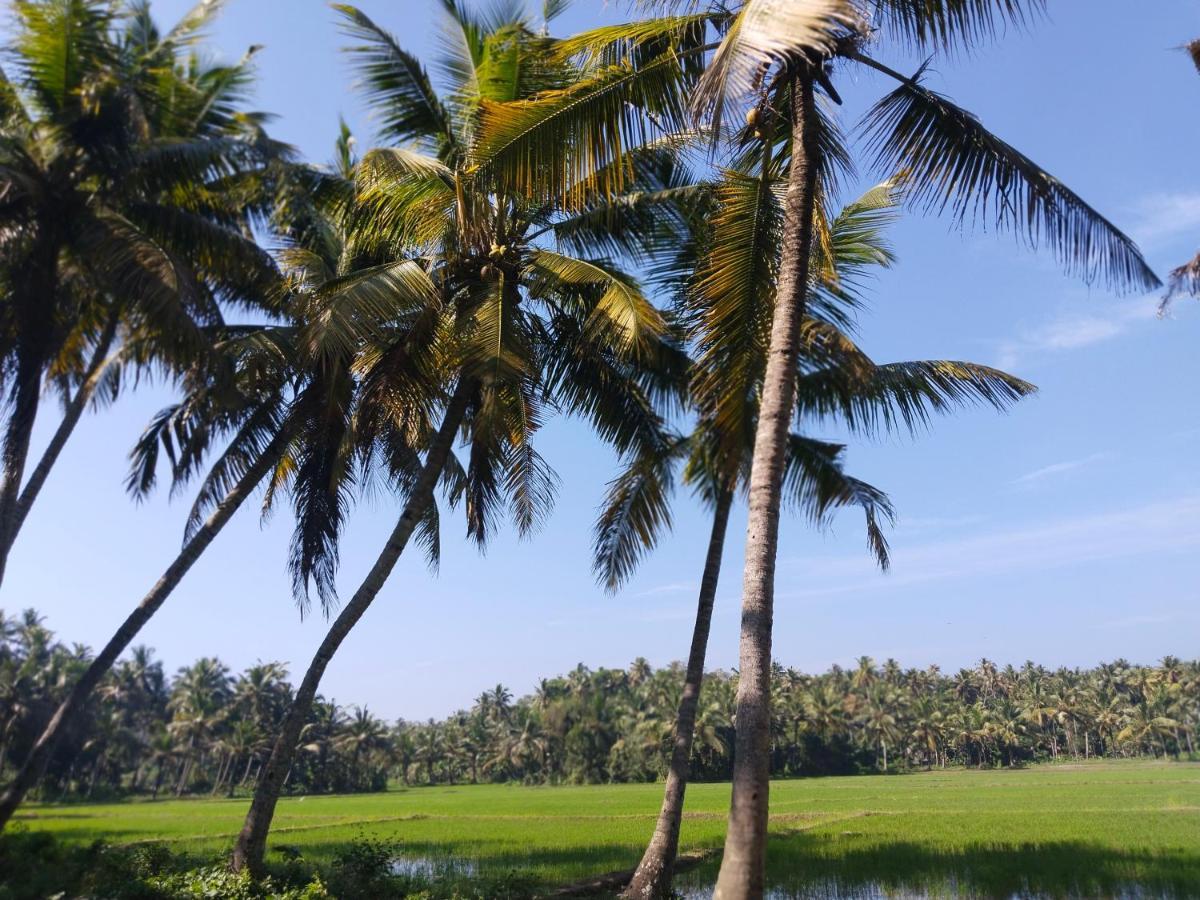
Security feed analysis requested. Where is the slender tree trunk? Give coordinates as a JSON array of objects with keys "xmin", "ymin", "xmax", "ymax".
[
  {"xmin": 622, "ymin": 490, "xmax": 733, "ymax": 900},
  {"xmin": 0, "ymin": 432, "xmax": 286, "ymax": 831},
  {"xmin": 713, "ymin": 73, "xmax": 820, "ymax": 900},
  {"xmin": 3, "ymin": 313, "xmax": 118, "ymax": 564},
  {"xmin": 0, "ymin": 350, "xmax": 44, "ymax": 590},
  {"xmin": 230, "ymin": 382, "xmax": 472, "ymax": 877}
]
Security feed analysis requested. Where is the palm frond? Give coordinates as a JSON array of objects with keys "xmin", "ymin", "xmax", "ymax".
[
  {"xmin": 592, "ymin": 440, "xmax": 683, "ymax": 592},
  {"xmin": 783, "ymin": 434, "xmax": 893, "ymax": 569},
  {"xmin": 1188, "ymin": 39, "xmax": 1200, "ymax": 75},
  {"xmin": 865, "ymin": 0, "xmax": 1044, "ymax": 52},
  {"xmin": 1161, "ymin": 250, "xmax": 1200, "ymax": 313},
  {"xmin": 303, "ymin": 260, "xmax": 441, "ymax": 367},
  {"xmin": 334, "ymin": 4, "xmax": 457, "ymax": 155},
  {"xmin": 859, "ymin": 61, "xmax": 1160, "ymax": 293},
  {"xmin": 692, "ymin": 0, "xmax": 859, "ymax": 136},
  {"xmin": 527, "ymin": 249, "xmax": 666, "ymax": 356},
  {"xmin": 797, "ymin": 348, "xmax": 1036, "ymax": 435},
  {"xmin": 470, "ymin": 51, "xmax": 689, "ymax": 206}
]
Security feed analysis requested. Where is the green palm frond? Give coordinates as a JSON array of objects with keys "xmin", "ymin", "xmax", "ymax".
[
  {"xmin": 783, "ymin": 434, "xmax": 893, "ymax": 569},
  {"xmin": 160, "ymin": 0, "xmax": 230, "ymax": 50},
  {"xmin": 552, "ymin": 14, "xmax": 712, "ymax": 69},
  {"xmin": 593, "ymin": 438, "xmax": 685, "ymax": 591},
  {"xmin": 549, "ymin": 141, "xmax": 705, "ymax": 264},
  {"xmin": 351, "ymin": 147, "xmax": 458, "ymax": 251},
  {"xmin": 797, "ymin": 351, "xmax": 1036, "ymax": 435},
  {"xmin": 536, "ymin": 311, "xmax": 677, "ymax": 460},
  {"xmin": 334, "ymin": 4, "xmax": 457, "ymax": 156},
  {"xmin": 865, "ymin": 0, "xmax": 1045, "ymax": 52},
  {"xmin": 14, "ymin": 0, "xmax": 114, "ymax": 116},
  {"xmin": 526, "ymin": 249, "xmax": 666, "ymax": 356},
  {"xmin": 689, "ymin": 168, "xmax": 777, "ymax": 451},
  {"xmin": 470, "ymin": 51, "xmax": 689, "ymax": 206},
  {"xmin": 303, "ymin": 260, "xmax": 441, "ymax": 367},
  {"xmin": 859, "ymin": 61, "xmax": 1161, "ymax": 293}
]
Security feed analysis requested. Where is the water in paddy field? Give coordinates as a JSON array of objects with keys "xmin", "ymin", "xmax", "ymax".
[
  {"xmin": 671, "ymin": 879, "xmax": 1173, "ymax": 899},
  {"xmin": 389, "ymin": 854, "xmax": 478, "ymax": 879}
]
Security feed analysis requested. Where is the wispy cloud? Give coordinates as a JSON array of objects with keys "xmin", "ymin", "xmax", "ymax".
[
  {"xmin": 1129, "ymin": 191, "xmax": 1200, "ymax": 250},
  {"xmin": 1011, "ymin": 452, "xmax": 1112, "ymax": 487},
  {"xmin": 996, "ymin": 300, "xmax": 1158, "ymax": 369},
  {"xmin": 781, "ymin": 494, "xmax": 1200, "ymax": 600}
]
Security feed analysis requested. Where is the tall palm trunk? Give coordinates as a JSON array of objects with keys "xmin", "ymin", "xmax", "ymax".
[
  {"xmin": 0, "ymin": 350, "xmax": 45, "ymax": 591},
  {"xmin": 0, "ymin": 432, "xmax": 287, "ymax": 830},
  {"xmin": 622, "ymin": 489, "xmax": 733, "ymax": 900},
  {"xmin": 713, "ymin": 72, "xmax": 820, "ymax": 900},
  {"xmin": 230, "ymin": 381, "xmax": 472, "ymax": 877},
  {"xmin": 1, "ymin": 313, "xmax": 119, "ymax": 569}
]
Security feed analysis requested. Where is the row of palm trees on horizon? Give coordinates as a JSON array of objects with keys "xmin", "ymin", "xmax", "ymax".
[
  {"xmin": 3, "ymin": 610, "xmax": 1195, "ymax": 805},
  {"xmin": 0, "ymin": 0, "xmax": 1185, "ymax": 897}
]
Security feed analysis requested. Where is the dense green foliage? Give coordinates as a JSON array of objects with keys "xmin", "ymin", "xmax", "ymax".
[
  {"xmin": 10, "ymin": 763, "xmax": 1200, "ymax": 898},
  {"xmin": 3, "ymin": 610, "xmax": 1195, "ymax": 805}
]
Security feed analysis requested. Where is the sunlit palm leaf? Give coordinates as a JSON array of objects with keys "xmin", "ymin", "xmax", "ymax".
[
  {"xmin": 693, "ymin": 0, "xmax": 859, "ymax": 135},
  {"xmin": 527, "ymin": 249, "xmax": 666, "ymax": 356},
  {"xmin": 471, "ymin": 52, "xmax": 689, "ymax": 206}
]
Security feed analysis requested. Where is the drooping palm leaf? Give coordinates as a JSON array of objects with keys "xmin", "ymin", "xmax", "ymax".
[
  {"xmin": 334, "ymin": 4, "xmax": 457, "ymax": 156},
  {"xmin": 864, "ymin": 0, "xmax": 1044, "ymax": 52},
  {"xmin": 859, "ymin": 60, "xmax": 1160, "ymax": 293}
]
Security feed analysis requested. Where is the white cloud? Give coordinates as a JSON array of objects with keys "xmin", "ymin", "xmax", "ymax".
[
  {"xmin": 1011, "ymin": 452, "xmax": 1112, "ymax": 487},
  {"xmin": 1130, "ymin": 192, "xmax": 1200, "ymax": 249},
  {"xmin": 996, "ymin": 300, "xmax": 1158, "ymax": 368},
  {"xmin": 781, "ymin": 494, "xmax": 1200, "ymax": 600}
]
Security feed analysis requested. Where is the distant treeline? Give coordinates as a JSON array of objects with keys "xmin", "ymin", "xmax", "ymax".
[{"xmin": 1, "ymin": 608, "xmax": 1195, "ymax": 800}]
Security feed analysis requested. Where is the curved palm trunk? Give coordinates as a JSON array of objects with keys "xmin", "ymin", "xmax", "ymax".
[
  {"xmin": 2, "ymin": 313, "xmax": 119, "ymax": 565},
  {"xmin": 0, "ymin": 432, "xmax": 286, "ymax": 831},
  {"xmin": 230, "ymin": 382, "xmax": 472, "ymax": 877},
  {"xmin": 0, "ymin": 350, "xmax": 45, "ymax": 591},
  {"xmin": 713, "ymin": 73, "xmax": 820, "ymax": 900},
  {"xmin": 622, "ymin": 489, "xmax": 733, "ymax": 900}
]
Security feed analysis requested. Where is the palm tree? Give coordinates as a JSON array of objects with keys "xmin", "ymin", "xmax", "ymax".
[
  {"xmin": 0, "ymin": 308, "xmax": 299, "ymax": 828},
  {"xmin": 563, "ymin": 5, "xmax": 1159, "ymax": 893},
  {"xmin": 609, "ymin": 177, "xmax": 1032, "ymax": 897},
  {"xmin": 230, "ymin": 1, "xmax": 690, "ymax": 873},
  {"xmin": 0, "ymin": 0, "xmax": 280, "ymax": 581}
]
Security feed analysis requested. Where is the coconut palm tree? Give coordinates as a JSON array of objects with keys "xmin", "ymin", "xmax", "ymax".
[
  {"xmin": 545, "ymin": 5, "xmax": 1160, "ymax": 892},
  {"xmin": 0, "ymin": 0, "xmax": 281, "ymax": 582},
  {"xmin": 606, "ymin": 176, "xmax": 1032, "ymax": 897},
  {"xmin": 229, "ymin": 1, "xmax": 694, "ymax": 873}
]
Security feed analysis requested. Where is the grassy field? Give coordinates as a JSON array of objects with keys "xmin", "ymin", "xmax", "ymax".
[{"xmin": 14, "ymin": 760, "xmax": 1200, "ymax": 897}]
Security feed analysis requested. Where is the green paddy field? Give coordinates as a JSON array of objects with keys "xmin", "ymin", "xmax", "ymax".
[{"xmin": 13, "ymin": 760, "xmax": 1200, "ymax": 897}]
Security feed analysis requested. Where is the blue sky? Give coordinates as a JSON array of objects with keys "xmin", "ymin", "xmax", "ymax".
[{"xmin": 6, "ymin": 0, "xmax": 1199, "ymax": 721}]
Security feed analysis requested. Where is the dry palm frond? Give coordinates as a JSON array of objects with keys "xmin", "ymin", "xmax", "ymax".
[
  {"xmin": 1161, "ymin": 250, "xmax": 1200, "ymax": 314},
  {"xmin": 693, "ymin": 0, "xmax": 859, "ymax": 135}
]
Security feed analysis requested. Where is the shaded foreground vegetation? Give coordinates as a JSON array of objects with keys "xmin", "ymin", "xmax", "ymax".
[
  {"xmin": 6, "ymin": 762, "xmax": 1199, "ymax": 898},
  {"xmin": 2, "ymin": 610, "xmax": 1197, "ymax": 805}
]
